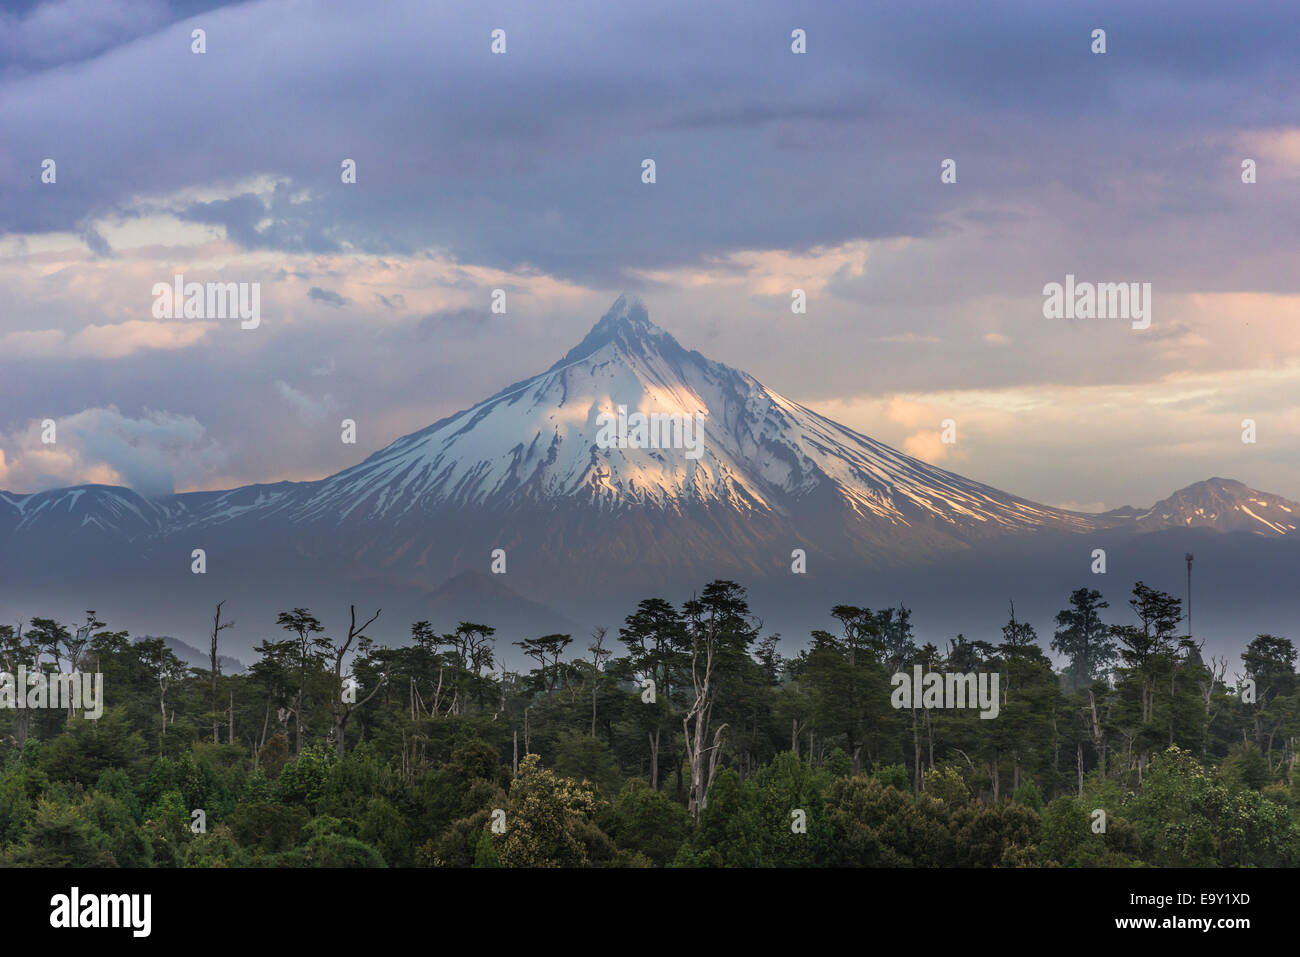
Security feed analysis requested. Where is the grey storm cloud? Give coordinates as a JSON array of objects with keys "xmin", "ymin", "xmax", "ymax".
[
  {"xmin": 417, "ymin": 307, "xmax": 490, "ymax": 340},
  {"xmin": 307, "ymin": 286, "xmax": 349, "ymax": 307},
  {"xmin": 0, "ymin": 0, "xmax": 171, "ymax": 69},
  {"xmin": 79, "ymin": 223, "xmax": 113, "ymax": 257},
  {"xmin": 0, "ymin": 1, "xmax": 245, "ymax": 71},
  {"xmin": 0, "ymin": 0, "xmax": 1297, "ymax": 284},
  {"xmin": 178, "ymin": 188, "xmax": 343, "ymax": 254}
]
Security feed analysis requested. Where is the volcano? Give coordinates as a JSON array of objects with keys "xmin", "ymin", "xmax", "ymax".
[{"xmin": 1, "ymin": 295, "xmax": 1110, "ymax": 581}]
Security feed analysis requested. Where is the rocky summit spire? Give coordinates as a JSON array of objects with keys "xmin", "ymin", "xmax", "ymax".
[{"xmin": 552, "ymin": 294, "xmax": 680, "ymax": 368}]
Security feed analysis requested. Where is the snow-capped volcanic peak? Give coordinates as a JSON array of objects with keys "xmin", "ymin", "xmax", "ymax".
[
  {"xmin": 278, "ymin": 295, "xmax": 1097, "ymax": 535},
  {"xmin": 292, "ymin": 295, "xmax": 729, "ymax": 517}
]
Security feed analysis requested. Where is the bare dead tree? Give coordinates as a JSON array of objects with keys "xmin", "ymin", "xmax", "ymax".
[
  {"xmin": 210, "ymin": 602, "xmax": 234, "ymax": 743},
  {"xmin": 58, "ymin": 612, "xmax": 102, "ymax": 719},
  {"xmin": 588, "ymin": 626, "xmax": 610, "ymax": 737},
  {"xmin": 327, "ymin": 605, "xmax": 385, "ymax": 757},
  {"xmin": 1085, "ymin": 686, "xmax": 1110, "ymax": 777},
  {"xmin": 790, "ymin": 715, "xmax": 809, "ymax": 758},
  {"xmin": 683, "ymin": 610, "xmax": 728, "ymax": 817}
]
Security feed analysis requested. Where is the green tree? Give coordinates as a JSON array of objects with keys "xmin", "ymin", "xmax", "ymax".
[
  {"xmin": 599, "ymin": 779, "xmax": 688, "ymax": 865},
  {"xmin": 275, "ymin": 608, "xmax": 330, "ymax": 754},
  {"xmin": 495, "ymin": 754, "xmax": 604, "ymax": 867},
  {"xmin": 1052, "ymin": 588, "xmax": 1117, "ymax": 691}
]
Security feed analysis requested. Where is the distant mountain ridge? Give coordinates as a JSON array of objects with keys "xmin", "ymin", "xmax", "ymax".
[
  {"xmin": 136, "ymin": 636, "xmax": 245, "ymax": 674},
  {"xmin": 1103, "ymin": 477, "xmax": 1299, "ymax": 537}
]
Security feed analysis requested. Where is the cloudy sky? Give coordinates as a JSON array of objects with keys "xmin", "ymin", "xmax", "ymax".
[{"xmin": 1, "ymin": 0, "xmax": 1297, "ymax": 510}]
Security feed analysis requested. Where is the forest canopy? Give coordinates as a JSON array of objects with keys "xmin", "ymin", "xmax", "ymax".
[{"xmin": 0, "ymin": 579, "xmax": 1296, "ymax": 868}]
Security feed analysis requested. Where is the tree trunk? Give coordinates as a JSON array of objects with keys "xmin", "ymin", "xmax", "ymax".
[
  {"xmin": 1077, "ymin": 740, "xmax": 1084, "ymax": 798},
  {"xmin": 257, "ymin": 699, "xmax": 270, "ymax": 765},
  {"xmin": 210, "ymin": 601, "xmax": 230, "ymax": 744},
  {"xmin": 1086, "ymin": 688, "xmax": 1108, "ymax": 778},
  {"xmin": 683, "ymin": 623, "xmax": 725, "ymax": 817},
  {"xmin": 649, "ymin": 728, "xmax": 660, "ymax": 790},
  {"xmin": 912, "ymin": 707, "xmax": 921, "ymax": 793}
]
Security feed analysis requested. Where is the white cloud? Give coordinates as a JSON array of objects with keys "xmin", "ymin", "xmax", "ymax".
[
  {"xmin": 275, "ymin": 381, "xmax": 335, "ymax": 426},
  {"xmin": 0, "ymin": 407, "xmax": 224, "ymax": 496},
  {"xmin": 0, "ymin": 320, "xmax": 214, "ymax": 359}
]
